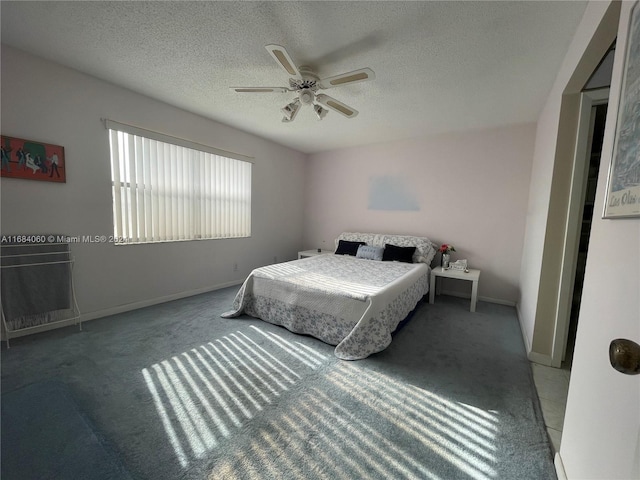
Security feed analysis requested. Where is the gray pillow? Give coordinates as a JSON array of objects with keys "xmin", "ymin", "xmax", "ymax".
[{"xmin": 356, "ymin": 245, "xmax": 384, "ymax": 261}]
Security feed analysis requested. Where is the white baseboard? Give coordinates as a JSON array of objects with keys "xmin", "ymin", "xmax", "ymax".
[
  {"xmin": 516, "ymin": 304, "xmax": 553, "ymax": 367},
  {"xmin": 1, "ymin": 317, "xmax": 81, "ymax": 341},
  {"xmin": 528, "ymin": 350, "xmax": 554, "ymax": 366},
  {"xmin": 515, "ymin": 303, "xmax": 554, "ymax": 368},
  {"xmin": 439, "ymin": 289, "xmax": 516, "ymax": 307},
  {"xmin": 478, "ymin": 295, "xmax": 516, "ymax": 307},
  {"xmin": 514, "ymin": 303, "xmax": 554, "ymax": 366},
  {"xmin": 516, "ymin": 302, "xmax": 532, "ymax": 353},
  {"xmin": 1, "ymin": 281, "xmax": 243, "ymax": 342},
  {"xmin": 80, "ymin": 280, "xmax": 243, "ymax": 323},
  {"xmin": 555, "ymin": 452, "xmax": 567, "ymax": 480}
]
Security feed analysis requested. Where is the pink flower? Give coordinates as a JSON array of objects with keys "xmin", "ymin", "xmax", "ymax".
[{"xmin": 439, "ymin": 244, "xmax": 456, "ymax": 254}]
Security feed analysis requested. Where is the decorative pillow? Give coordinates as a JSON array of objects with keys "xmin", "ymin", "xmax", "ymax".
[
  {"xmin": 335, "ymin": 232, "xmax": 437, "ymax": 265},
  {"xmin": 335, "ymin": 232, "xmax": 377, "ymax": 250},
  {"xmin": 382, "ymin": 244, "xmax": 416, "ymax": 263},
  {"xmin": 335, "ymin": 240, "xmax": 366, "ymax": 256},
  {"xmin": 356, "ymin": 245, "xmax": 384, "ymax": 261},
  {"xmin": 377, "ymin": 234, "xmax": 437, "ymax": 265}
]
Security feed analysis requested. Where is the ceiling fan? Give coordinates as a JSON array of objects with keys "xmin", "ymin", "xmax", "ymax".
[{"xmin": 230, "ymin": 44, "xmax": 375, "ymax": 122}]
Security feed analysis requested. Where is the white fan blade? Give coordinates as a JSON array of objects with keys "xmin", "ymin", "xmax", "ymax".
[
  {"xmin": 265, "ymin": 44, "xmax": 301, "ymax": 79},
  {"xmin": 230, "ymin": 87, "xmax": 290, "ymax": 93},
  {"xmin": 316, "ymin": 94, "xmax": 359, "ymax": 118},
  {"xmin": 318, "ymin": 68, "xmax": 375, "ymax": 89}
]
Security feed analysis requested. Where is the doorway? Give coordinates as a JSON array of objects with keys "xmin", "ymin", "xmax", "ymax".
[
  {"xmin": 550, "ymin": 41, "xmax": 615, "ymax": 369},
  {"xmin": 562, "ymin": 101, "xmax": 608, "ymax": 369},
  {"xmin": 552, "ymin": 88, "xmax": 610, "ymax": 369}
]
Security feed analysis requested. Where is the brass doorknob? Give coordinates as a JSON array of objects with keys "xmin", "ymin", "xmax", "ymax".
[{"xmin": 609, "ymin": 339, "xmax": 640, "ymax": 375}]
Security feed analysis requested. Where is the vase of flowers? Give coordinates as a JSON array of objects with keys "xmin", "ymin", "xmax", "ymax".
[{"xmin": 439, "ymin": 244, "xmax": 455, "ymax": 269}]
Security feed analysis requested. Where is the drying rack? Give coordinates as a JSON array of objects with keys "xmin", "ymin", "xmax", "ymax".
[{"xmin": 1, "ymin": 240, "xmax": 81, "ymax": 348}]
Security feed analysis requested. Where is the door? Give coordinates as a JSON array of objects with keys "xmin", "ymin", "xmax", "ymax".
[
  {"xmin": 557, "ymin": 189, "xmax": 640, "ymax": 478},
  {"xmin": 556, "ymin": 1, "xmax": 639, "ymax": 473}
]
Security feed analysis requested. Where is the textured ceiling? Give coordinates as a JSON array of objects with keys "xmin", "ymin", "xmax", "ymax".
[{"xmin": 1, "ymin": 1, "xmax": 587, "ymax": 154}]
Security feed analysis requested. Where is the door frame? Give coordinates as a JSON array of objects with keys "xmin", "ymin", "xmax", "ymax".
[{"xmin": 551, "ymin": 88, "xmax": 609, "ymax": 368}]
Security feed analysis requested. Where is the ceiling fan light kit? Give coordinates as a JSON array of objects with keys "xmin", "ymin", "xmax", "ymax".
[
  {"xmin": 314, "ymin": 104, "xmax": 328, "ymax": 120},
  {"xmin": 231, "ymin": 44, "xmax": 374, "ymax": 123},
  {"xmin": 281, "ymin": 99, "xmax": 301, "ymax": 123}
]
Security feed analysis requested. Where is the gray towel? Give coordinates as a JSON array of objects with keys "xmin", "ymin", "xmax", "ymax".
[{"xmin": 1, "ymin": 239, "xmax": 72, "ymax": 321}]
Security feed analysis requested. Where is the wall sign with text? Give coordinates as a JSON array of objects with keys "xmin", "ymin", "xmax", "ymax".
[{"xmin": 604, "ymin": 1, "xmax": 640, "ymax": 218}]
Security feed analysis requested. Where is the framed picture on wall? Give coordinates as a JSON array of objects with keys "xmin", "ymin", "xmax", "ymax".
[
  {"xmin": 0, "ymin": 135, "xmax": 66, "ymax": 183},
  {"xmin": 603, "ymin": 1, "xmax": 640, "ymax": 218}
]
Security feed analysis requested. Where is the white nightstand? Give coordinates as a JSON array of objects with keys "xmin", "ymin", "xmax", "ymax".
[
  {"xmin": 298, "ymin": 249, "xmax": 334, "ymax": 259},
  {"xmin": 429, "ymin": 266, "xmax": 481, "ymax": 312}
]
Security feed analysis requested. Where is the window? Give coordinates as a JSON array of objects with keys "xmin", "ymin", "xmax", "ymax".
[{"xmin": 106, "ymin": 120, "xmax": 251, "ymax": 244}]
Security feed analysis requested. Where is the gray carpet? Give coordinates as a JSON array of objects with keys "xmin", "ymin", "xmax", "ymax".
[
  {"xmin": 2, "ymin": 381, "xmax": 133, "ymax": 480},
  {"xmin": 1, "ymin": 287, "xmax": 556, "ymax": 480}
]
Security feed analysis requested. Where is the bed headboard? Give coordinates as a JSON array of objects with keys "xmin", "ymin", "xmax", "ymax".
[{"xmin": 335, "ymin": 232, "xmax": 437, "ymax": 265}]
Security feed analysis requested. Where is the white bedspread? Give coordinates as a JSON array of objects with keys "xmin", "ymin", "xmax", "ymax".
[{"xmin": 221, "ymin": 255, "xmax": 430, "ymax": 360}]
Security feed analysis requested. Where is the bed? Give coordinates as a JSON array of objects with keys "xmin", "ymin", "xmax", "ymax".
[{"xmin": 222, "ymin": 233, "xmax": 437, "ymax": 360}]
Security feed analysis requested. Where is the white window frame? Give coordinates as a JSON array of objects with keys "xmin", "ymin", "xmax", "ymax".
[{"xmin": 105, "ymin": 120, "xmax": 252, "ymax": 244}]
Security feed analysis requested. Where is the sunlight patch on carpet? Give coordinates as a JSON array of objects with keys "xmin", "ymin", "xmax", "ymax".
[
  {"xmin": 206, "ymin": 379, "xmax": 449, "ymax": 479},
  {"xmin": 327, "ymin": 364, "xmax": 499, "ymax": 480},
  {"xmin": 204, "ymin": 363, "xmax": 501, "ymax": 479},
  {"xmin": 142, "ymin": 325, "xmax": 503, "ymax": 478},
  {"xmin": 142, "ymin": 326, "xmax": 328, "ymax": 467}
]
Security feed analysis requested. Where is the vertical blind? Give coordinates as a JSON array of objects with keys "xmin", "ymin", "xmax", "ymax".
[{"xmin": 107, "ymin": 125, "xmax": 251, "ymax": 244}]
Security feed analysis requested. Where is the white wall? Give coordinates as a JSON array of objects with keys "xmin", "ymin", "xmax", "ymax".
[
  {"xmin": 0, "ymin": 45, "xmax": 307, "ymax": 319},
  {"xmin": 560, "ymin": 2, "xmax": 639, "ymax": 478},
  {"xmin": 303, "ymin": 124, "xmax": 536, "ymax": 304}
]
